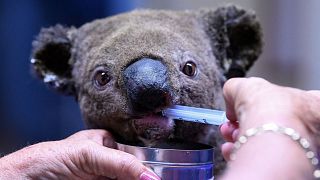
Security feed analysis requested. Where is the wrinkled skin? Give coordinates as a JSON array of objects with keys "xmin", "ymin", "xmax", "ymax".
[{"xmin": 31, "ymin": 6, "xmax": 262, "ymax": 174}]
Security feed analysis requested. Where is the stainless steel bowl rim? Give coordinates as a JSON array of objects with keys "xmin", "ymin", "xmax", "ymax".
[{"xmin": 117, "ymin": 142, "xmax": 214, "ymax": 164}]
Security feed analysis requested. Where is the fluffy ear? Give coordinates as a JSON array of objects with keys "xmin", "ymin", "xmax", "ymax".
[
  {"xmin": 31, "ymin": 25, "xmax": 76, "ymax": 96},
  {"xmin": 200, "ymin": 5, "xmax": 263, "ymax": 79}
]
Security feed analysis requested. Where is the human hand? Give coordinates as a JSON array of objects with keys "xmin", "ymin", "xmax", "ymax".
[
  {"xmin": 220, "ymin": 77, "xmax": 320, "ymax": 161},
  {"xmin": 0, "ymin": 129, "xmax": 160, "ymax": 180}
]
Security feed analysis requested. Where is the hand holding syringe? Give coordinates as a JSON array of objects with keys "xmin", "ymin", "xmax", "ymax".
[{"xmin": 162, "ymin": 105, "xmax": 227, "ymax": 126}]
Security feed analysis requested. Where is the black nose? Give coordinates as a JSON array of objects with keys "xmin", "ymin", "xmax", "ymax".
[{"xmin": 123, "ymin": 58, "xmax": 172, "ymax": 113}]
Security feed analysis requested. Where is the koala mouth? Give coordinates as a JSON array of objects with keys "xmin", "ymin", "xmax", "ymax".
[{"xmin": 131, "ymin": 113, "xmax": 174, "ymax": 143}]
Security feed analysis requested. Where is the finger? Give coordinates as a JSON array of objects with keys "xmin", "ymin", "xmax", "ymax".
[
  {"xmin": 232, "ymin": 129, "xmax": 240, "ymax": 142},
  {"xmin": 221, "ymin": 142, "xmax": 234, "ymax": 161},
  {"xmin": 220, "ymin": 122, "xmax": 238, "ymax": 142},
  {"xmin": 223, "ymin": 77, "xmax": 272, "ymax": 124},
  {"xmin": 307, "ymin": 90, "xmax": 320, "ymax": 98},
  {"xmin": 306, "ymin": 90, "xmax": 320, "ymax": 133},
  {"xmin": 67, "ymin": 129, "xmax": 116, "ymax": 148},
  {"xmin": 82, "ymin": 145, "xmax": 160, "ymax": 180},
  {"xmin": 67, "ymin": 129, "xmax": 113, "ymax": 141},
  {"xmin": 93, "ymin": 176, "xmax": 114, "ymax": 180},
  {"xmin": 223, "ymin": 78, "xmax": 245, "ymax": 122}
]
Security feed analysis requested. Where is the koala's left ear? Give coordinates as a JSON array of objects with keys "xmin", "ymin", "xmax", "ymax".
[
  {"xmin": 31, "ymin": 25, "xmax": 77, "ymax": 96},
  {"xmin": 200, "ymin": 5, "xmax": 263, "ymax": 79}
]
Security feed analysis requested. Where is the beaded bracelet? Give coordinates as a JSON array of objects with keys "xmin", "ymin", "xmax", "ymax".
[{"xmin": 230, "ymin": 123, "xmax": 320, "ymax": 179}]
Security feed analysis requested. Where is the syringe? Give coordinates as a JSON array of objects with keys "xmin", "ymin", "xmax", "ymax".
[{"xmin": 162, "ymin": 105, "xmax": 227, "ymax": 126}]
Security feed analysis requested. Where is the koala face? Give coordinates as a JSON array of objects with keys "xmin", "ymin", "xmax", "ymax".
[
  {"xmin": 69, "ymin": 10, "xmax": 231, "ymax": 146},
  {"xmin": 31, "ymin": 6, "xmax": 262, "ymax": 148}
]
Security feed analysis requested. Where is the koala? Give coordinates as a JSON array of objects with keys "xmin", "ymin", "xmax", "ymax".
[{"xmin": 31, "ymin": 5, "xmax": 262, "ymax": 174}]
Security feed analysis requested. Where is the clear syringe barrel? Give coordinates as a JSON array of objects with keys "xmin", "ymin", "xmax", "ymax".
[{"xmin": 162, "ymin": 105, "xmax": 227, "ymax": 126}]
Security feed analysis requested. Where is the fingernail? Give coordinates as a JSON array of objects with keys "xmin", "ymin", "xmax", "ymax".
[
  {"xmin": 232, "ymin": 129, "xmax": 240, "ymax": 141},
  {"xmin": 140, "ymin": 169, "xmax": 161, "ymax": 180},
  {"xmin": 103, "ymin": 139, "xmax": 117, "ymax": 148}
]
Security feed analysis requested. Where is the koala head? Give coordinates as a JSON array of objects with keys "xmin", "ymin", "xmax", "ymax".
[{"xmin": 31, "ymin": 6, "xmax": 262, "ymax": 148}]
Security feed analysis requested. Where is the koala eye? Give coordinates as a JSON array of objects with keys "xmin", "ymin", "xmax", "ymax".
[
  {"xmin": 182, "ymin": 61, "xmax": 197, "ymax": 77},
  {"xmin": 93, "ymin": 70, "xmax": 111, "ymax": 89}
]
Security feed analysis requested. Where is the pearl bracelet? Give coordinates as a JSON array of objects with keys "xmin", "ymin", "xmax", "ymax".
[{"xmin": 230, "ymin": 123, "xmax": 320, "ymax": 179}]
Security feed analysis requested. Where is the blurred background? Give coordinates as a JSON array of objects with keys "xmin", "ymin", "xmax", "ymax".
[{"xmin": 0, "ymin": 0, "xmax": 319, "ymax": 154}]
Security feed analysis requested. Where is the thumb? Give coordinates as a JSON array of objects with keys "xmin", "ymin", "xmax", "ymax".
[
  {"xmin": 223, "ymin": 77, "xmax": 244, "ymax": 122},
  {"xmin": 80, "ymin": 143, "xmax": 160, "ymax": 180},
  {"xmin": 223, "ymin": 77, "xmax": 271, "ymax": 123}
]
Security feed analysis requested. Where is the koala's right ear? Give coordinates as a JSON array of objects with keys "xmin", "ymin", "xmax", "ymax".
[
  {"xmin": 31, "ymin": 25, "xmax": 76, "ymax": 96},
  {"xmin": 199, "ymin": 5, "xmax": 263, "ymax": 79}
]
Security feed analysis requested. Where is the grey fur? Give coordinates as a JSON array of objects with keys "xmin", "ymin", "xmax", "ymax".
[{"xmin": 31, "ymin": 5, "xmax": 263, "ymax": 175}]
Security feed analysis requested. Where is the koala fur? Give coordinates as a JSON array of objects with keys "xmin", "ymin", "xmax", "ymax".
[{"xmin": 31, "ymin": 5, "xmax": 262, "ymax": 175}]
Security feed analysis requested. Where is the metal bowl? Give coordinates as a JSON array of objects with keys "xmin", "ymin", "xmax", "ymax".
[{"xmin": 117, "ymin": 142, "xmax": 214, "ymax": 180}]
